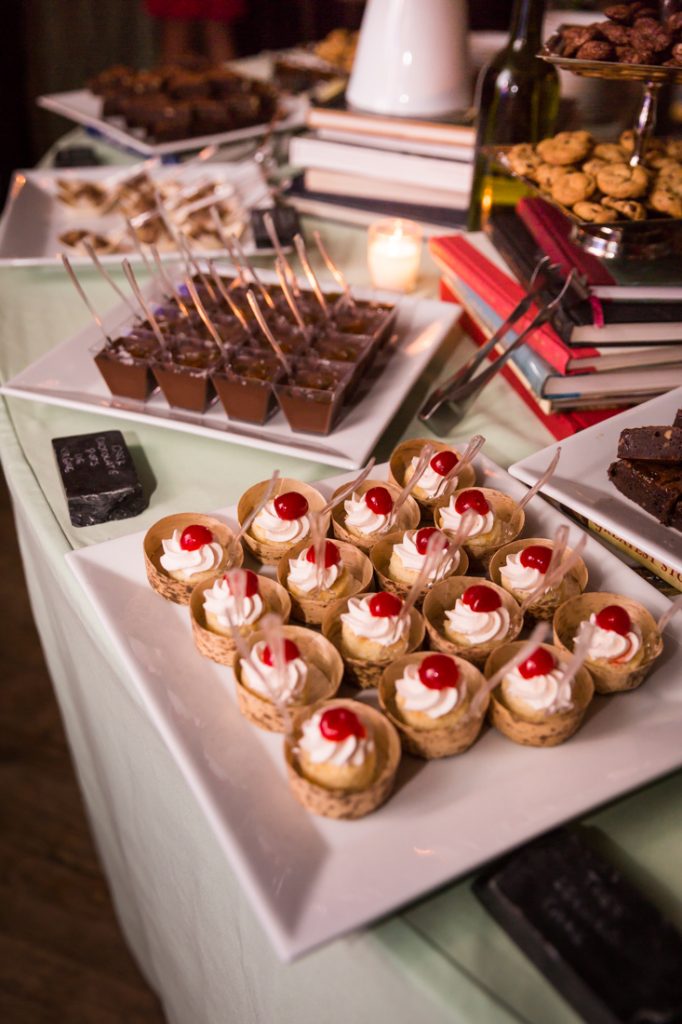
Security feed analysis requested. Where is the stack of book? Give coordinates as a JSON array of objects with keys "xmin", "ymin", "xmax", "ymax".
[
  {"xmin": 429, "ymin": 201, "xmax": 682, "ymax": 439},
  {"xmin": 284, "ymin": 95, "xmax": 475, "ymax": 233}
]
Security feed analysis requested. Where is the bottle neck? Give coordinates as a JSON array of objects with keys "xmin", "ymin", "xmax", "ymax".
[{"xmin": 508, "ymin": 0, "xmax": 545, "ymax": 51}]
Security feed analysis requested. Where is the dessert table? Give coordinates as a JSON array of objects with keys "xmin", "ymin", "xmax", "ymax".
[{"xmin": 2, "ymin": 136, "xmax": 682, "ymax": 1024}]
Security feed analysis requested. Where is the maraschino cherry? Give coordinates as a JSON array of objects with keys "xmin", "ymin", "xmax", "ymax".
[
  {"xmin": 274, "ymin": 491, "xmax": 309, "ymax": 521},
  {"xmin": 415, "ymin": 527, "xmax": 448, "ymax": 555},
  {"xmin": 364, "ymin": 486, "xmax": 394, "ymax": 515},
  {"xmin": 180, "ymin": 524, "xmax": 214, "ymax": 551},
  {"xmin": 462, "ymin": 584, "xmax": 501, "ymax": 613},
  {"xmin": 518, "ymin": 647, "xmax": 556, "ymax": 679},
  {"xmin": 418, "ymin": 654, "xmax": 459, "ymax": 690},
  {"xmin": 595, "ymin": 605, "xmax": 632, "ymax": 635},
  {"xmin": 368, "ymin": 592, "xmax": 403, "ymax": 618},
  {"xmin": 225, "ymin": 569, "xmax": 259, "ymax": 597},
  {"xmin": 305, "ymin": 541, "xmax": 341, "ymax": 568},
  {"xmin": 430, "ymin": 450, "xmax": 458, "ymax": 477},
  {"xmin": 262, "ymin": 638, "xmax": 301, "ymax": 666},
  {"xmin": 320, "ymin": 706, "xmax": 366, "ymax": 741},
  {"xmin": 519, "ymin": 545, "xmax": 552, "ymax": 574},
  {"xmin": 454, "ymin": 489, "xmax": 490, "ymax": 516}
]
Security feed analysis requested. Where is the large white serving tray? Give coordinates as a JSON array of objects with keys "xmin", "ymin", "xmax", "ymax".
[
  {"xmin": 0, "ymin": 274, "xmax": 459, "ymax": 471},
  {"xmin": 37, "ymin": 89, "xmax": 307, "ymax": 158},
  {"xmin": 65, "ymin": 455, "xmax": 682, "ymax": 962},
  {"xmin": 510, "ymin": 387, "xmax": 682, "ymax": 582}
]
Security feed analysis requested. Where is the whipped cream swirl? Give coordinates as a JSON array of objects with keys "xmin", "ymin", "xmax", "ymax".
[
  {"xmin": 299, "ymin": 709, "xmax": 373, "ymax": 767},
  {"xmin": 500, "ymin": 551, "xmax": 548, "ymax": 593},
  {"xmin": 409, "ymin": 457, "xmax": 450, "ymax": 499},
  {"xmin": 503, "ymin": 664, "xmax": 572, "ymax": 714},
  {"xmin": 341, "ymin": 595, "xmax": 407, "ymax": 646},
  {"xmin": 446, "ymin": 600, "xmax": 510, "ymax": 644},
  {"xmin": 240, "ymin": 640, "xmax": 307, "ymax": 703},
  {"xmin": 288, "ymin": 550, "xmax": 340, "ymax": 594},
  {"xmin": 439, "ymin": 498, "xmax": 494, "ymax": 538},
  {"xmin": 576, "ymin": 614, "xmax": 642, "ymax": 665},
  {"xmin": 344, "ymin": 492, "xmax": 390, "ymax": 535},
  {"xmin": 252, "ymin": 500, "xmax": 309, "ymax": 544},
  {"xmin": 160, "ymin": 529, "xmax": 224, "ymax": 579},
  {"xmin": 203, "ymin": 577, "xmax": 263, "ymax": 628},
  {"xmin": 396, "ymin": 664, "xmax": 459, "ymax": 719},
  {"xmin": 392, "ymin": 531, "xmax": 458, "ymax": 580}
]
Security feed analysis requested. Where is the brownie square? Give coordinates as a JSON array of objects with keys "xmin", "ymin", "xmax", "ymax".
[
  {"xmin": 617, "ymin": 425, "xmax": 682, "ymax": 462},
  {"xmin": 608, "ymin": 457, "xmax": 682, "ymax": 525}
]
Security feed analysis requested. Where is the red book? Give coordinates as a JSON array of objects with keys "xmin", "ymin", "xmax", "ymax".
[
  {"xmin": 516, "ymin": 197, "xmax": 617, "ymax": 285},
  {"xmin": 429, "ymin": 234, "xmax": 598, "ymax": 374}
]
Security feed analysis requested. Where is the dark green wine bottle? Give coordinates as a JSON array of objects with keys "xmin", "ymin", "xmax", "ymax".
[{"xmin": 467, "ymin": 0, "xmax": 560, "ymax": 232}]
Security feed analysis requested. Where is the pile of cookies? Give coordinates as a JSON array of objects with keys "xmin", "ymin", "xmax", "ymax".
[
  {"xmin": 505, "ymin": 129, "xmax": 682, "ymax": 222},
  {"xmin": 551, "ymin": 3, "xmax": 682, "ymax": 68}
]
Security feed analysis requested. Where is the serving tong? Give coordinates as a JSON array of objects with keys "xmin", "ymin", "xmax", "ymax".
[{"xmin": 419, "ymin": 258, "xmax": 581, "ymax": 435}]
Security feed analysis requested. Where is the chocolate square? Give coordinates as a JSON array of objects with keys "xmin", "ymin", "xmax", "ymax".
[{"xmin": 53, "ymin": 430, "xmax": 148, "ymax": 527}]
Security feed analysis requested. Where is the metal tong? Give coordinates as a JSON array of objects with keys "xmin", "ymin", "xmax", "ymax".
[{"xmin": 419, "ymin": 258, "xmax": 579, "ymax": 435}]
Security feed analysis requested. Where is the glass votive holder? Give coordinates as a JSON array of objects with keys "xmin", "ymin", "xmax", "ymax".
[{"xmin": 367, "ymin": 218, "xmax": 423, "ymax": 293}]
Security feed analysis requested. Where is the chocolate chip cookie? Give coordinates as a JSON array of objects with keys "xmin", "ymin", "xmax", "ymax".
[{"xmin": 596, "ymin": 161, "xmax": 649, "ymax": 198}]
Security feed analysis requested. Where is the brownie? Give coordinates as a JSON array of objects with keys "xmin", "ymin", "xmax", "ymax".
[
  {"xmin": 609, "ymin": 457, "xmax": 682, "ymax": 527},
  {"xmin": 618, "ymin": 426, "xmax": 682, "ymax": 462},
  {"xmin": 674, "ymin": 408, "xmax": 682, "ymax": 428}
]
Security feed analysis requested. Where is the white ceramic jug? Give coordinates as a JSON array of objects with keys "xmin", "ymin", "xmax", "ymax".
[{"xmin": 347, "ymin": 0, "xmax": 471, "ymax": 118}]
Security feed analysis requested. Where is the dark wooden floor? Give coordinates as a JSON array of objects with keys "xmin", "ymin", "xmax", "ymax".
[{"xmin": 0, "ymin": 470, "xmax": 167, "ymax": 1024}]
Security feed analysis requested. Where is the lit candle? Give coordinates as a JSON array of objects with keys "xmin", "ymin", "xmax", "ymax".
[{"xmin": 367, "ymin": 218, "xmax": 422, "ymax": 293}]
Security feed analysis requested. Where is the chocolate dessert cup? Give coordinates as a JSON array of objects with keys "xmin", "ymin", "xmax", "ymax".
[
  {"xmin": 275, "ymin": 360, "xmax": 352, "ymax": 435},
  {"xmin": 213, "ymin": 351, "xmax": 284, "ymax": 425},
  {"xmin": 93, "ymin": 330, "xmax": 160, "ymax": 401},
  {"xmin": 152, "ymin": 336, "xmax": 223, "ymax": 413}
]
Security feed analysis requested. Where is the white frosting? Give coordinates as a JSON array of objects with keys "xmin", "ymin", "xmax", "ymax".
[
  {"xmin": 344, "ymin": 491, "xmax": 390, "ymax": 535},
  {"xmin": 299, "ymin": 709, "xmax": 374, "ymax": 767},
  {"xmin": 576, "ymin": 613, "xmax": 642, "ymax": 665},
  {"xmin": 410, "ymin": 456, "xmax": 451, "ymax": 499},
  {"xmin": 439, "ymin": 497, "xmax": 494, "ymax": 538},
  {"xmin": 445, "ymin": 600, "xmax": 510, "ymax": 645},
  {"xmin": 500, "ymin": 551, "xmax": 546, "ymax": 593},
  {"xmin": 160, "ymin": 529, "xmax": 223, "ymax": 579},
  {"xmin": 288, "ymin": 549, "xmax": 340, "ymax": 594},
  {"xmin": 392, "ymin": 531, "xmax": 458, "ymax": 580},
  {"xmin": 202, "ymin": 577, "xmax": 264, "ymax": 628},
  {"xmin": 503, "ymin": 664, "xmax": 573, "ymax": 714},
  {"xmin": 240, "ymin": 640, "xmax": 307, "ymax": 703},
  {"xmin": 252, "ymin": 499, "xmax": 309, "ymax": 544},
  {"xmin": 395, "ymin": 663, "xmax": 459, "ymax": 719},
  {"xmin": 340, "ymin": 595, "xmax": 407, "ymax": 647}
]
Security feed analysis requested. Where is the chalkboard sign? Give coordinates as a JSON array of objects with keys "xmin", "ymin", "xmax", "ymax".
[{"xmin": 53, "ymin": 430, "xmax": 147, "ymax": 527}]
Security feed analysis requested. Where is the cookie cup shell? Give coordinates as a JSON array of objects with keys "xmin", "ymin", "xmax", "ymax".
[
  {"xmin": 284, "ymin": 698, "xmax": 401, "ymax": 819},
  {"xmin": 387, "ymin": 438, "xmax": 476, "ymax": 516},
  {"xmin": 553, "ymin": 592, "xmax": 663, "ymax": 694},
  {"xmin": 489, "ymin": 537, "xmax": 589, "ymax": 621},
  {"xmin": 277, "ymin": 539, "xmax": 374, "ymax": 625},
  {"xmin": 434, "ymin": 488, "xmax": 524, "ymax": 569},
  {"xmin": 484, "ymin": 641, "xmax": 594, "ymax": 748},
  {"xmin": 234, "ymin": 625, "xmax": 343, "ymax": 733},
  {"xmin": 189, "ymin": 574, "xmax": 291, "ymax": 667},
  {"xmin": 238, "ymin": 478, "xmax": 329, "ymax": 565},
  {"xmin": 378, "ymin": 652, "xmax": 488, "ymax": 759},
  {"xmin": 422, "ymin": 576, "xmax": 523, "ymax": 666},
  {"xmin": 321, "ymin": 593, "xmax": 425, "ymax": 689},
  {"xmin": 370, "ymin": 535, "xmax": 469, "ymax": 605},
  {"xmin": 144, "ymin": 513, "xmax": 242, "ymax": 605},
  {"xmin": 330, "ymin": 479, "xmax": 420, "ymax": 553}
]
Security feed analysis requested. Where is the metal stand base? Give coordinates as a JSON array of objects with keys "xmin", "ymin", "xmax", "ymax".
[{"xmin": 570, "ymin": 222, "xmax": 677, "ymax": 260}]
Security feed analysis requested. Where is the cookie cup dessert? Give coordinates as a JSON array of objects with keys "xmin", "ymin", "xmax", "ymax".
[
  {"xmin": 490, "ymin": 538, "xmax": 589, "ymax": 621},
  {"xmin": 278, "ymin": 538, "xmax": 373, "ymax": 625},
  {"xmin": 330, "ymin": 479, "xmax": 420, "ymax": 553},
  {"xmin": 388, "ymin": 438, "xmax": 476, "ymax": 517},
  {"xmin": 322, "ymin": 591, "xmax": 425, "ymax": 689},
  {"xmin": 434, "ymin": 487, "xmax": 524, "ymax": 569},
  {"xmin": 237, "ymin": 478, "xmax": 329, "ymax": 565},
  {"xmin": 284, "ymin": 698, "xmax": 401, "ymax": 819},
  {"xmin": 144, "ymin": 513, "xmax": 242, "ymax": 605},
  {"xmin": 553, "ymin": 592, "xmax": 663, "ymax": 695},
  {"xmin": 370, "ymin": 529, "xmax": 469, "ymax": 603},
  {"xmin": 378, "ymin": 652, "xmax": 488, "ymax": 759},
  {"xmin": 484, "ymin": 641, "xmax": 594, "ymax": 748},
  {"xmin": 234, "ymin": 625, "xmax": 343, "ymax": 732},
  {"xmin": 189, "ymin": 571, "xmax": 291, "ymax": 667},
  {"xmin": 423, "ymin": 577, "xmax": 523, "ymax": 667}
]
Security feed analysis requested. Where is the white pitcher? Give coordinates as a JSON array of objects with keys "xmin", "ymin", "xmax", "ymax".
[{"xmin": 347, "ymin": 0, "xmax": 471, "ymax": 118}]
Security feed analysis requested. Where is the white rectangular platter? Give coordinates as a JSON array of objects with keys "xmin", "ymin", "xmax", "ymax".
[
  {"xmin": 509, "ymin": 387, "xmax": 682, "ymax": 582},
  {"xmin": 0, "ymin": 162, "xmax": 272, "ymax": 266},
  {"xmin": 65, "ymin": 455, "xmax": 682, "ymax": 962},
  {"xmin": 37, "ymin": 89, "xmax": 307, "ymax": 157},
  {"xmin": 0, "ymin": 277, "xmax": 459, "ymax": 471}
]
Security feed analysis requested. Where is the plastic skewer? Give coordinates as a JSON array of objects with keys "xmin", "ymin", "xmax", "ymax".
[
  {"xmin": 518, "ymin": 448, "xmax": 562, "ymax": 512},
  {"xmin": 184, "ymin": 274, "xmax": 226, "ymax": 352},
  {"xmin": 61, "ymin": 254, "xmax": 111, "ymax": 345},
  {"xmin": 124, "ymin": 218, "xmax": 155, "ymax": 275},
  {"xmin": 233, "ymin": 470, "xmax": 280, "ymax": 545},
  {"xmin": 397, "ymin": 532, "xmax": 446, "ymax": 627},
  {"xmin": 263, "ymin": 210, "xmax": 301, "ymax": 299},
  {"xmin": 150, "ymin": 245, "xmax": 190, "ymax": 317},
  {"xmin": 83, "ymin": 241, "xmax": 140, "ymax": 319},
  {"xmin": 275, "ymin": 258, "xmax": 309, "ymax": 336},
  {"xmin": 121, "ymin": 259, "xmax": 167, "ymax": 351},
  {"xmin": 657, "ymin": 593, "xmax": 682, "ymax": 633},
  {"xmin": 544, "ymin": 524, "xmax": 570, "ymax": 585},
  {"xmin": 519, "ymin": 531, "xmax": 588, "ymax": 615},
  {"xmin": 558, "ymin": 620, "xmax": 595, "ymax": 701},
  {"xmin": 206, "ymin": 261, "xmax": 251, "ymax": 332},
  {"xmin": 246, "ymin": 290, "xmax": 292, "ymax": 374},
  {"xmin": 260, "ymin": 613, "xmax": 296, "ymax": 736},
  {"xmin": 320, "ymin": 458, "xmax": 377, "ymax": 515},
  {"xmin": 312, "ymin": 229, "xmax": 357, "ymax": 309},
  {"xmin": 443, "ymin": 434, "xmax": 486, "ymax": 497},
  {"xmin": 230, "ymin": 234, "xmax": 276, "ymax": 310},
  {"xmin": 307, "ymin": 509, "xmax": 328, "ymax": 594},
  {"xmin": 390, "ymin": 443, "xmax": 435, "ymax": 526},
  {"xmin": 469, "ymin": 622, "xmax": 550, "ymax": 719},
  {"xmin": 177, "ymin": 232, "xmax": 217, "ymax": 304},
  {"xmin": 294, "ymin": 233, "xmax": 330, "ymax": 318}
]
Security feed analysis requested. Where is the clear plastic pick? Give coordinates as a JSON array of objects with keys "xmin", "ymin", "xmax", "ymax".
[
  {"xmin": 518, "ymin": 447, "xmax": 561, "ymax": 512},
  {"xmin": 469, "ymin": 621, "xmax": 550, "ymax": 719},
  {"xmin": 234, "ymin": 470, "xmax": 280, "ymax": 545},
  {"xmin": 321, "ymin": 458, "xmax": 377, "ymax": 516}
]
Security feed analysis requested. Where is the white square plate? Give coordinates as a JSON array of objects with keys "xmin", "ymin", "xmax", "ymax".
[
  {"xmin": 65, "ymin": 456, "xmax": 681, "ymax": 962},
  {"xmin": 0, "ymin": 275, "xmax": 459, "ymax": 470},
  {"xmin": 509, "ymin": 387, "xmax": 682, "ymax": 581}
]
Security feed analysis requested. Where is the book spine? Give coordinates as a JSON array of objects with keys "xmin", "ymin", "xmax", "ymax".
[
  {"xmin": 516, "ymin": 197, "xmax": 615, "ymax": 286},
  {"xmin": 586, "ymin": 520, "xmax": 682, "ymax": 591}
]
